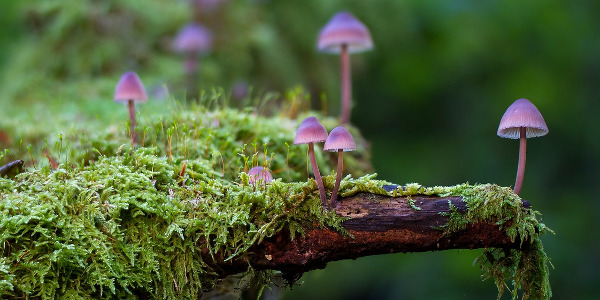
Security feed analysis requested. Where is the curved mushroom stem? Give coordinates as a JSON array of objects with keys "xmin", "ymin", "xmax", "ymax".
[
  {"xmin": 514, "ymin": 127, "xmax": 527, "ymax": 195},
  {"xmin": 340, "ymin": 44, "xmax": 351, "ymax": 125},
  {"xmin": 128, "ymin": 100, "xmax": 137, "ymax": 145},
  {"xmin": 308, "ymin": 143, "xmax": 328, "ymax": 208},
  {"xmin": 330, "ymin": 149, "xmax": 344, "ymax": 208}
]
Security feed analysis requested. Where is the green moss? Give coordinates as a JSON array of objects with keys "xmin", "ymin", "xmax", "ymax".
[
  {"xmin": 365, "ymin": 182, "xmax": 553, "ymax": 300},
  {"xmin": 0, "ymin": 147, "xmax": 346, "ymax": 299},
  {"xmin": 1, "ymin": 106, "xmax": 550, "ymax": 299},
  {"xmin": 406, "ymin": 197, "xmax": 422, "ymax": 211}
]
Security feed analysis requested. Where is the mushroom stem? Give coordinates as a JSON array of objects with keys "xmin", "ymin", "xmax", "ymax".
[
  {"xmin": 185, "ymin": 52, "xmax": 198, "ymax": 74},
  {"xmin": 185, "ymin": 53, "xmax": 200, "ymax": 101},
  {"xmin": 308, "ymin": 143, "xmax": 328, "ymax": 208},
  {"xmin": 330, "ymin": 149, "xmax": 344, "ymax": 208},
  {"xmin": 128, "ymin": 100, "xmax": 137, "ymax": 145},
  {"xmin": 340, "ymin": 44, "xmax": 351, "ymax": 125},
  {"xmin": 514, "ymin": 127, "xmax": 527, "ymax": 195}
]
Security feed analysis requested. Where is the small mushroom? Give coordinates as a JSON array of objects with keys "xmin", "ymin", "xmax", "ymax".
[
  {"xmin": 294, "ymin": 116, "xmax": 329, "ymax": 207},
  {"xmin": 318, "ymin": 11, "xmax": 373, "ymax": 125},
  {"xmin": 172, "ymin": 23, "xmax": 213, "ymax": 74},
  {"xmin": 248, "ymin": 166, "xmax": 273, "ymax": 185},
  {"xmin": 497, "ymin": 98, "xmax": 548, "ymax": 195},
  {"xmin": 114, "ymin": 71, "xmax": 148, "ymax": 145},
  {"xmin": 323, "ymin": 126, "xmax": 356, "ymax": 208}
]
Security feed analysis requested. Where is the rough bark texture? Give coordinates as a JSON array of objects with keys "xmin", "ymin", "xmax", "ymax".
[{"xmin": 205, "ymin": 192, "xmax": 519, "ymax": 278}]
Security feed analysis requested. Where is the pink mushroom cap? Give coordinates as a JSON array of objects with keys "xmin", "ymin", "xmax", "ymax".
[
  {"xmin": 114, "ymin": 71, "xmax": 148, "ymax": 103},
  {"xmin": 497, "ymin": 98, "xmax": 549, "ymax": 139},
  {"xmin": 323, "ymin": 126, "xmax": 356, "ymax": 152},
  {"xmin": 294, "ymin": 116, "xmax": 329, "ymax": 145},
  {"xmin": 318, "ymin": 11, "xmax": 373, "ymax": 54},
  {"xmin": 172, "ymin": 23, "xmax": 213, "ymax": 54}
]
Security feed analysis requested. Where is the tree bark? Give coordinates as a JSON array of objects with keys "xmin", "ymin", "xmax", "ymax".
[{"xmin": 204, "ymin": 192, "xmax": 521, "ymax": 279}]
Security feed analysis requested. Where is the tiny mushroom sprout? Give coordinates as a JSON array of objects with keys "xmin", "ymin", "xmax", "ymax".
[
  {"xmin": 318, "ymin": 11, "xmax": 373, "ymax": 125},
  {"xmin": 172, "ymin": 22, "xmax": 213, "ymax": 74},
  {"xmin": 323, "ymin": 126, "xmax": 356, "ymax": 208},
  {"xmin": 114, "ymin": 71, "xmax": 148, "ymax": 145},
  {"xmin": 294, "ymin": 116, "xmax": 329, "ymax": 208},
  {"xmin": 497, "ymin": 98, "xmax": 549, "ymax": 195},
  {"xmin": 248, "ymin": 166, "xmax": 273, "ymax": 185}
]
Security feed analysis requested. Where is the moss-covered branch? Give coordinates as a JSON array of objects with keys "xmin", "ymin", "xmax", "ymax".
[
  {"xmin": 206, "ymin": 193, "xmax": 517, "ymax": 276},
  {"xmin": 0, "ymin": 148, "xmax": 552, "ymax": 300},
  {"xmin": 0, "ymin": 106, "xmax": 551, "ymax": 299}
]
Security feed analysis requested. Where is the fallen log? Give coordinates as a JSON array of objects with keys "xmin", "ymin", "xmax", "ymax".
[{"xmin": 206, "ymin": 192, "xmax": 523, "ymax": 277}]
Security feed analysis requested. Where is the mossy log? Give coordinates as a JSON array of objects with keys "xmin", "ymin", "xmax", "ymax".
[
  {"xmin": 0, "ymin": 147, "xmax": 550, "ymax": 299},
  {"xmin": 204, "ymin": 192, "xmax": 524, "ymax": 278}
]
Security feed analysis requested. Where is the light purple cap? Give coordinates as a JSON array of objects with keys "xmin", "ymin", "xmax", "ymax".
[
  {"xmin": 172, "ymin": 23, "xmax": 213, "ymax": 54},
  {"xmin": 324, "ymin": 126, "xmax": 356, "ymax": 152},
  {"xmin": 114, "ymin": 71, "xmax": 148, "ymax": 103},
  {"xmin": 248, "ymin": 166, "xmax": 273, "ymax": 184},
  {"xmin": 497, "ymin": 98, "xmax": 549, "ymax": 139},
  {"xmin": 294, "ymin": 116, "xmax": 328, "ymax": 145},
  {"xmin": 318, "ymin": 11, "xmax": 373, "ymax": 54}
]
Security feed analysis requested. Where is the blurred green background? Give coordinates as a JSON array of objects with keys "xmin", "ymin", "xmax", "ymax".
[{"xmin": 1, "ymin": 0, "xmax": 598, "ymax": 298}]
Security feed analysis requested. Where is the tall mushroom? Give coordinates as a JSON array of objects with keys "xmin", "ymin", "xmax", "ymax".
[
  {"xmin": 318, "ymin": 11, "xmax": 373, "ymax": 125},
  {"xmin": 114, "ymin": 71, "xmax": 148, "ymax": 145},
  {"xmin": 294, "ymin": 116, "xmax": 329, "ymax": 207},
  {"xmin": 172, "ymin": 22, "xmax": 213, "ymax": 99},
  {"xmin": 172, "ymin": 22, "xmax": 213, "ymax": 74},
  {"xmin": 323, "ymin": 126, "xmax": 356, "ymax": 208},
  {"xmin": 497, "ymin": 98, "xmax": 548, "ymax": 195}
]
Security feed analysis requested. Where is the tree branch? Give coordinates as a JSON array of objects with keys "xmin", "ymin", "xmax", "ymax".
[{"xmin": 202, "ymin": 192, "xmax": 524, "ymax": 278}]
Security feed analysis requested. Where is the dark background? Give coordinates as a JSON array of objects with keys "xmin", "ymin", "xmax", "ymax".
[{"xmin": 1, "ymin": 0, "xmax": 598, "ymax": 298}]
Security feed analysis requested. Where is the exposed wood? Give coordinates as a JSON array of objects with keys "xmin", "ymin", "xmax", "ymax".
[
  {"xmin": 204, "ymin": 192, "xmax": 523, "ymax": 278},
  {"xmin": 0, "ymin": 160, "xmax": 24, "ymax": 177}
]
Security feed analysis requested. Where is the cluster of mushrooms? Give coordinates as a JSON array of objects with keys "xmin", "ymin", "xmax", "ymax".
[
  {"xmin": 112, "ymin": 11, "xmax": 549, "ymax": 211},
  {"xmin": 293, "ymin": 116, "xmax": 355, "ymax": 209}
]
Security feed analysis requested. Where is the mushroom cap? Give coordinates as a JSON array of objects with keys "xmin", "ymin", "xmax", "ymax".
[
  {"xmin": 324, "ymin": 126, "xmax": 356, "ymax": 152},
  {"xmin": 318, "ymin": 11, "xmax": 373, "ymax": 54},
  {"xmin": 114, "ymin": 71, "xmax": 148, "ymax": 103},
  {"xmin": 172, "ymin": 23, "xmax": 213, "ymax": 54},
  {"xmin": 497, "ymin": 98, "xmax": 549, "ymax": 139},
  {"xmin": 248, "ymin": 166, "xmax": 273, "ymax": 184},
  {"xmin": 294, "ymin": 116, "xmax": 329, "ymax": 145}
]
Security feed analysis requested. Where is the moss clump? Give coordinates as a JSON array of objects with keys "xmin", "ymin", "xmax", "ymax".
[
  {"xmin": 0, "ymin": 95, "xmax": 372, "ymax": 183},
  {"xmin": 363, "ymin": 182, "xmax": 552, "ymax": 300},
  {"xmin": 0, "ymin": 102, "xmax": 373, "ymax": 299},
  {"xmin": 0, "ymin": 147, "xmax": 347, "ymax": 299},
  {"xmin": 454, "ymin": 184, "xmax": 552, "ymax": 300}
]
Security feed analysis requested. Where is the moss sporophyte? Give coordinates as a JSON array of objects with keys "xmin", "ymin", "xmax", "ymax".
[{"xmin": 0, "ymin": 108, "xmax": 551, "ymax": 299}]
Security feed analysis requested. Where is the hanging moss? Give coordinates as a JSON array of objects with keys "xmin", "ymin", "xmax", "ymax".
[{"xmin": 354, "ymin": 182, "xmax": 553, "ymax": 300}]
